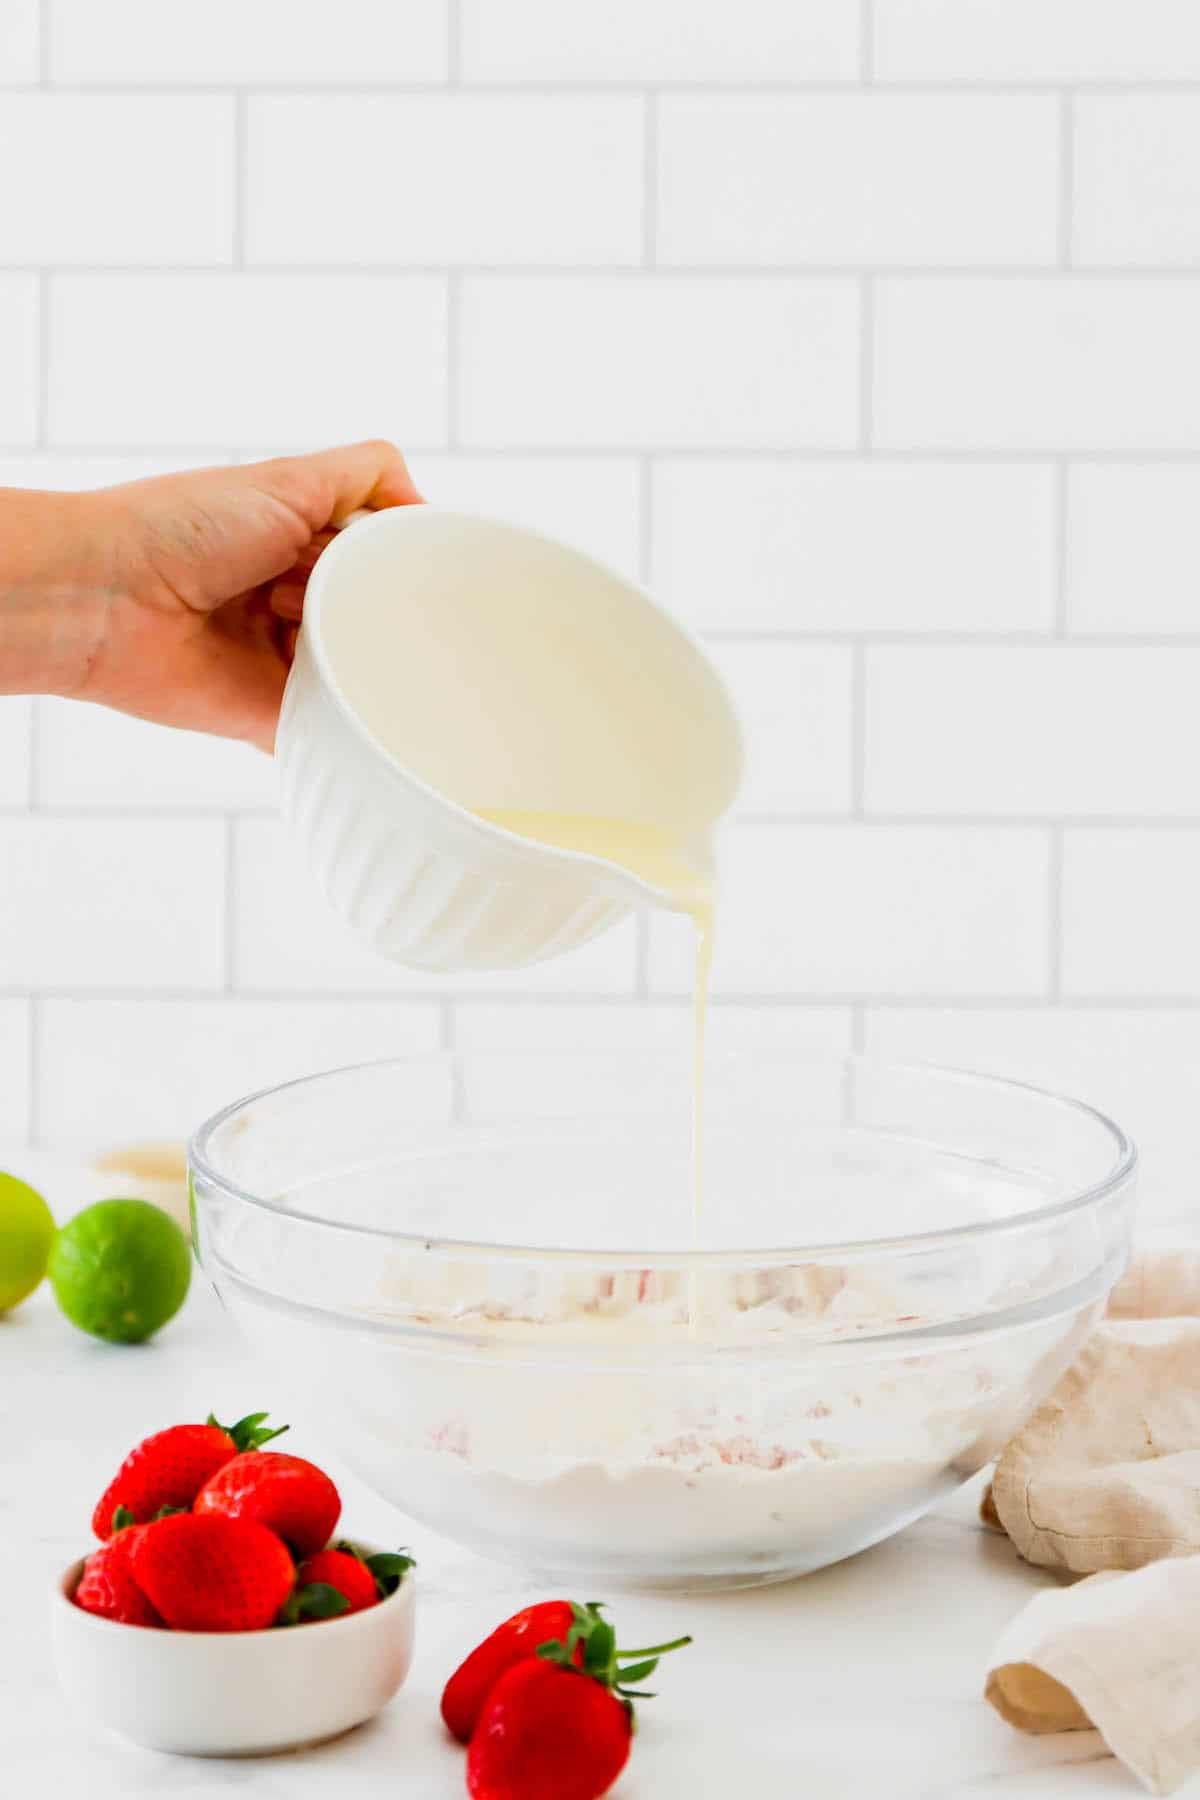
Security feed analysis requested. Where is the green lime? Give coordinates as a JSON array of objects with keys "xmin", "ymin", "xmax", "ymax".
[
  {"xmin": 48, "ymin": 1198, "xmax": 191, "ymax": 1344},
  {"xmin": 0, "ymin": 1171, "xmax": 56, "ymax": 1311}
]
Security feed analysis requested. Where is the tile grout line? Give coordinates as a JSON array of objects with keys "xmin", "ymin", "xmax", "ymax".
[
  {"xmin": 28, "ymin": 988, "xmax": 1200, "ymax": 1010},
  {"xmin": 16, "ymin": 986, "xmax": 1200, "ymax": 1011},
  {"xmin": 22, "ymin": 79, "xmax": 1200, "ymax": 96},
  {"xmin": 17, "ymin": 806, "xmax": 1200, "ymax": 827},
  {"xmin": 39, "ymin": 262, "xmax": 1200, "ymax": 278},
  {"xmin": 643, "ymin": 93, "xmax": 658, "ymax": 269},
  {"xmin": 12, "ymin": 444, "xmax": 1200, "ymax": 466}
]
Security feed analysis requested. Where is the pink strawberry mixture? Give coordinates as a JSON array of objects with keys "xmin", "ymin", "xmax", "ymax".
[{"xmin": 71, "ymin": 1408, "xmax": 412, "ymax": 1632}]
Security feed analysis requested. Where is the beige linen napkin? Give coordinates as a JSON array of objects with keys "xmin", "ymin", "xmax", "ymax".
[
  {"xmin": 987, "ymin": 1250, "xmax": 1200, "ymax": 1574},
  {"xmin": 987, "ymin": 1560, "xmax": 1200, "ymax": 1795},
  {"xmin": 984, "ymin": 1251, "xmax": 1200, "ymax": 1792}
]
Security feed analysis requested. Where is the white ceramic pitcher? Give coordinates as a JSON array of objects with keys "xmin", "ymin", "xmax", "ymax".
[{"xmin": 276, "ymin": 507, "xmax": 742, "ymax": 972}]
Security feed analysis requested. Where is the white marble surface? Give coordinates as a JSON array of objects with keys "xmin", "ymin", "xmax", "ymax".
[{"xmin": 5, "ymin": 1235, "xmax": 1182, "ymax": 1800}]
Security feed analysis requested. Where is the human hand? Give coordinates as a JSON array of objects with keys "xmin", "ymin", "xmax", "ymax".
[{"xmin": 0, "ymin": 441, "xmax": 420, "ymax": 751}]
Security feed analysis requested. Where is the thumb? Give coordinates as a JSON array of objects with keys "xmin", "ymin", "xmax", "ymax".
[{"xmin": 248, "ymin": 440, "xmax": 423, "ymax": 533}]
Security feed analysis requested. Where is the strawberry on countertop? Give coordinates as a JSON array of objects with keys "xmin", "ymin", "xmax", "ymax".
[
  {"xmin": 128, "ymin": 1513, "xmax": 295, "ymax": 1633},
  {"xmin": 193, "ymin": 1449, "xmax": 340, "ymax": 1556},
  {"xmin": 465, "ymin": 1602, "xmax": 691, "ymax": 1800},
  {"xmin": 442, "ymin": 1600, "xmax": 582, "ymax": 1744},
  {"xmin": 91, "ymin": 1410, "xmax": 287, "ymax": 1540}
]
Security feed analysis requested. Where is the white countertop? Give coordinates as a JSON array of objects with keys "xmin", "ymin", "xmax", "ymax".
[{"xmin": 5, "ymin": 1256, "xmax": 1168, "ymax": 1800}]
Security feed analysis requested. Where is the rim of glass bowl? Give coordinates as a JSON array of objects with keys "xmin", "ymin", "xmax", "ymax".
[{"xmin": 187, "ymin": 1052, "xmax": 1137, "ymax": 1268}]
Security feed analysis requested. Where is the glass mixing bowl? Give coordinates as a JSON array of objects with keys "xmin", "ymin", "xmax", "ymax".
[{"xmin": 189, "ymin": 1053, "xmax": 1136, "ymax": 1591}]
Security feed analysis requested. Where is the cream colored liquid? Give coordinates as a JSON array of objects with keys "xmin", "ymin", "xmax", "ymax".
[{"xmin": 477, "ymin": 811, "xmax": 716, "ymax": 1254}]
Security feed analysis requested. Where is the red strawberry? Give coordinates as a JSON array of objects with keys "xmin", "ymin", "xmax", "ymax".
[
  {"xmin": 129, "ymin": 1513, "xmax": 294, "ymax": 1633},
  {"xmin": 193, "ymin": 1450, "xmax": 340, "ymax": 1556},
  {"xmin": 73, "ymin": 1526, "xmax": 162, "ymax": 1628},
  {"xmin": 282, "ymin": 1542, "xmax": 415, "ymax": 1625},
  {"xmin": 293, "ymin": 1549, "xmax": 377, "ymax": 1616},
  {"xmin": 465, "ymin": 1605, "xmax": 690, "ymax": 1800},
  {"xmin": 442, "ymin": 1601, "xmax": 580, "ymax": 1743},
  {"xmin": 91, "ymin": 1411, "xmax": 287, "ymax": 1540}
]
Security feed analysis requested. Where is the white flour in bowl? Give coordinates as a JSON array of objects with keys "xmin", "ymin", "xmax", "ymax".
[{"xmin": 222, "ymin": 1209, "xmax": 1104, "ymax": 1583}]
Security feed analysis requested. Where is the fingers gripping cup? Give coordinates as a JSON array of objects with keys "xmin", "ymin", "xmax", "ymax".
[{"xmin": 275, "ymin": 508, "xmax": 742, "ymax": 972}]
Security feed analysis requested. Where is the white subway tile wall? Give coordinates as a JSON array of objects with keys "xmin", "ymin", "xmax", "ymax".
[
  {"xmin": 712, "ymin": 644, "xmax": 853, "ymax": 815},
  {"xmin": 459, "ymin": 0, "xmax": 860, "ymax": 84},
  {"xmin": 0, "ymin": 97, "xmax": 235, "ymax": 265},
  {"xmin": 651, "ymin": 461, "xmax": 1057, "ymax": 632},
  {"xmin": 875, "ymin": 279, "xmax": 1200, "ymax": 451},
  {"xmin": 0, "ymin": 4, "xmax": 39, "ymax": 86},
  {"xmin": 872, "ymin": 0, "xmax": 1200, "ymax": 82},
  {"xmin": 0, "ymin": 277, "xmax": 39, "ymax": 444},
  {"xmin": 1074, "ymin": 98, "xmax": 1200, "ymax": 268},
  {"xmin": 1062, "ymin": 831, "xmax": 1200, "ymax": 999},
  {"xmin": 647, "ymin": 825, "xmax": 1051, "ymax": 999},
  {"xmin": 247, "ymin": 97, "xmax": 645, "ymax": 266},
  {"xmin": 0, "ymin": 820, "xmax": 225, "ymax": 991},
  {"xmin": 36, "ymin": 999, "xmax": 442, "ymax": 1146},
  {"xmin": 48, "ymin": 0, "xmax": 450, "ymax": 85},
  {"xmin": 865, "ymin": 647, "xmax": 1200, "ymax": 817},
  {"xmin": 34, "ymin": 701, "xmax": 276, "ymax": 812},
  {"xmin": 656, "ymin": 96, "xmax": 1059, "ymax": 268},
  {"xmin": 458, "ymin": 277, "xmax": 859, "ymax": 448},
  {"xmin": 0, "ymin": 699, "xmax": 31, "ymax": 806},
  {"xmin": 1067, "ymin": 465, "xmax": 1200, "ymax": 636},
  {"xmin": 405, "ymin": 456, "xmax": 642, "ymax": 578},
  {"xmin": 49, "ymin": 276, "xmax": 449, "ymax": 447},
  {"xmin": 862, "ymin": 1007, "xmax": 1200, "ymax": 1221},
  {"xmin": 0, "ymin": 1002, "xmax": 30, "ymax": 1142},
  {"xmin": 1, "ymin": 2, "xmax": 1199, "ymax": 1224}
]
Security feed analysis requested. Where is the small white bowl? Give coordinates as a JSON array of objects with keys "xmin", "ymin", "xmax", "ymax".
[{"xmin": 51, "ymin": 1546, "xmax": 415, "ymax": 1755}]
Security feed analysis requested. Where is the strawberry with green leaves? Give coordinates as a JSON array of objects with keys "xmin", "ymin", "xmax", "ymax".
[
  {"xmin": 128, "ymin": 1513, "xmax": 294, "ymax": 1633},
  {"xmin": 193, "ymin": 1449, "xmax": 340, "ymax": 1556},
  {"xmin": 91, "ymin": 1411, "xmax": 286, "ymax": 1540},
  {"xmin": 282, "ymin": 1541, "xmax": 415, "ymax": 1623},
  {"xmin": 442, "ymin": 1600, "xmax": 583, "ymax": 1743},
  {"xmin": 465, "ymin": 1602, "xmax": 690, "ymax": 1800}
]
